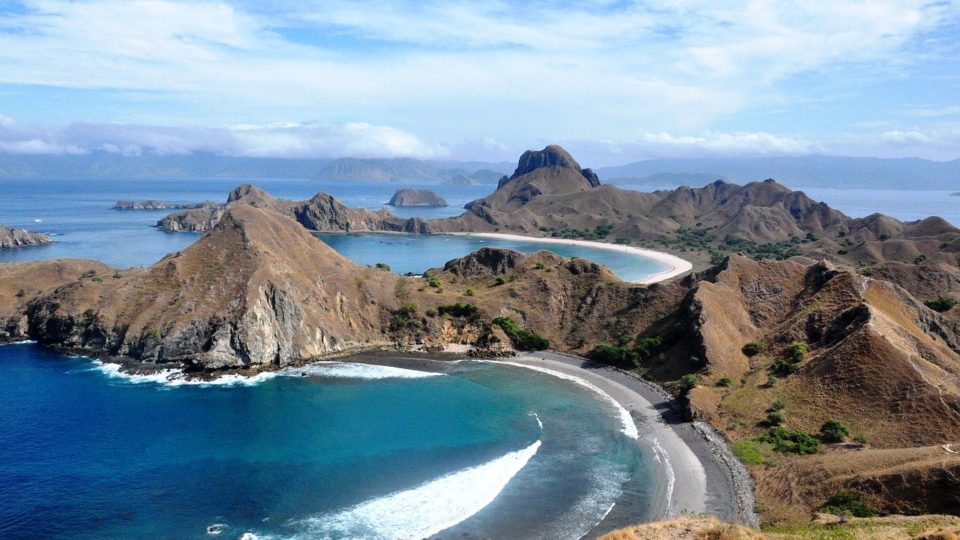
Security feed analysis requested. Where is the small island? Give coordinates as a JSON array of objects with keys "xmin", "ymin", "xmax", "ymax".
[
  {"xmin": 952, "ymin": 192, "xmax": 960, "ymax": 197},
  {"xmin": 114, "ymin": 199, "xmax": 209, "ymax": 210},
  {"xmin": 387, "ymin": 188, "xmax": 448, "ymax": 207},
  {"xmin": 0, "ymin": 224, "xmax": 52, "ymax": 249}
]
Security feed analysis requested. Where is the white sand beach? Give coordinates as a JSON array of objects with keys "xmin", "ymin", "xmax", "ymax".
[
  {"xmin": 450, "ymin": 232, "xmax": 693, "ymax": 285},
  {"xmin": 501, "ymin": 355, "xmax": 709, "ymax": 520}
]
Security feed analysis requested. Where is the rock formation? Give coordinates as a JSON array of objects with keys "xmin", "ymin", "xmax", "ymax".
[
  {"xmin": 113, "ymin": 200, "xmax": 210, "ymax": 210},
  {"xmin": 387, "ymin": 188, "xmax": 448, "ymax": 207},
  {"xmin": 0, "ymin": 224, "xmax": 52, "ymax": 249},
  {"xmin": 157, "ymin": 184, "xmax": 430, "ymax": 233}
]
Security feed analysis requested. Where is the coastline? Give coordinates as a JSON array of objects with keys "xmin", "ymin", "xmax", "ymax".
[
  {"xmin": 512, "ymin": 352, "xmax": 759, "ymax": 530},
  {"xmin": 448, "ymin": 232, "xmax": 694, "ymax": 285}
]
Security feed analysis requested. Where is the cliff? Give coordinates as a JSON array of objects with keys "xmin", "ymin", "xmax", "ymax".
[
  {"xmin": 0, "ymin": 224, "xmax": 52, "ymax": 249},
  {"xmin": 387, "ymin": 188, "xmax": 448, "ymax": 207}
]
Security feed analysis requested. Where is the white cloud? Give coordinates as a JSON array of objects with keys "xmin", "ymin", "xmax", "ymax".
[{"xmin": 0, "ymin": 116, "xmax": 445, "ymax": 158}]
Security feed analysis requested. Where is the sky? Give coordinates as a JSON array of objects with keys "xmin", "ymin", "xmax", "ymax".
[{"xmin": 0, "ymin": 0, "xmax": 958, "ymax": 165}]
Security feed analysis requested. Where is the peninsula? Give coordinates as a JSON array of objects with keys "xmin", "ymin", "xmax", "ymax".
[{"xmin": 113, "ymin": 199, "xmax": 210, "ymax": 210}]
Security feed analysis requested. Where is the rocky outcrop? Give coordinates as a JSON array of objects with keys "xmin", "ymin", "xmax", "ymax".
[
  {"xmin": 113, "ymin": 200, "xmax": 209, "ymax": 210},
  {"xmin": 157, "ymin": 184, "xmax": 427, "ymax": 234},
  {"xmin": 387, "ymin": 188, "xmax": 448, "ymax": 207},
  {"xmin": 0, "ymin": 225, "xmax": 52, "ymax": 249}
]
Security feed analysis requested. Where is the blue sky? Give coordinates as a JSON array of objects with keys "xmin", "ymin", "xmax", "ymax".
[{"xmin": 0, "ymin": 0, "xmax": 958, "ymax": 165}]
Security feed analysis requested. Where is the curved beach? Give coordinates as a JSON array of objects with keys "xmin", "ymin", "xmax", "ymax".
[
  {"xmin": 503, "ymin": 352, "xmax": 759, "ymax": 530},
  {"xmin": 449, "ymin": 232, "xmax": 693, "ymax": 284}
]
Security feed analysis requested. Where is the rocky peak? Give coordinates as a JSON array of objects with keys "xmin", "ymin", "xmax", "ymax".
[
  {"xmin": 227, "ymin": 184, "xmax": 275, "ymax": 206},
  {"xmin": 509, "ymin": 145, "xmax": 601, "ymax": 187}
]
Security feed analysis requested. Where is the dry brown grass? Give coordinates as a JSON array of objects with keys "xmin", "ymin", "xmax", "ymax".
[{"xmin": 601, "ymin": 517, "xmax": 763, "ymax": 540}]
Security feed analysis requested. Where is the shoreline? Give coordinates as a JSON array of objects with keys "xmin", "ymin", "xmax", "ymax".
[
  {"xmin": 518, "ymin": 352, "xmax": 759, "ymax": 530},
  {"xmin": 447, "ymin": 231, "xmax": 694, "ymax": 285}
]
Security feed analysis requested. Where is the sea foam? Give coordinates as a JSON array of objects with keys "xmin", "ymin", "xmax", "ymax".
[
  {"xmin": 87, "ymin": 359, "xmax": 440, "ymax": 387},
  {"xmin": 490, "ymin": 361, "xmax": 639, "ymax": 439},
  {"xmin": 293, "ymin": 440, "xmax": 541, "ymax": 540}
]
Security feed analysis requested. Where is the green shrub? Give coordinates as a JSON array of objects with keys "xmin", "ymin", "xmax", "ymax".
[
  {"xmin": 925, "ymin": 296, "xmax": 957, "ymax": 313},
  {"xmin": 716, "ymin": 377, "xmax": 732, "ymax": 387},
  {"xmin": 820, "ymin": 489, "xmax": 878, "ymax": 517},
  {"xmin": 678, "ymin": 374, "xmax": 699, "ymax": 396},
  {"xmin": 771, "ymin": 357, "xmax": 798, "ymax": 376},
  {"xmin": 759, "ymin": 426, "xmax": 821, "ymax": 455},
  {"xmin": 786, "ymin": 341, "xmax": 808, "ymax": 363},
  {"xmin": 819, "ymin": 420, "xmax": 850, "ymax": 443},
  {"xmin": 426, "ymin": 276, "xmax": 442, "ymax": 289},
  {"xmin": 464, "ymin": 288, "xmax": 475, "ymax": 296},
  {"xmin": 493, "ymin": 317, "xmax": 549, "ymax": 351},
  {"xmin": 635, "ymin": 335, "xmax": 664, "ymax": 359},
  {"xmin": 146, "ymin": 329, "xmax": 161, "ymax": 340},
  {"xmin": 493, "ymin": 276, "xmax": 507, "ymax": 286},
  {"xmin": 112, "ymin": 272, "xmax": 122, "ymax": 279},
  {"xmin": 83, "ymin": 308, "xmax": 95, "ymax": 318},
  {"xmin": 742, "ymin": 342, "xmax": 765, "ymax": 357},
  {"xmin": 375, "ymin": 262, "xmax": 391, "ymax": 271},
  {"xmin": 588, "ymin": 344, "xmax": 639, "ymax": 367},
  {"xmin": 766, "ymin": 411, "xmax": 786, "ymax": 426},
  {"xmin": 437, "ymin": 303, "xmax": 480, "ymax": 319},
  {"xmin": 390, "ymin": 303, "xmax": 422, "ymax": 331},
  {"xmin": 91, "ymin": 276, "xmax": 103, "ymax": 283}
]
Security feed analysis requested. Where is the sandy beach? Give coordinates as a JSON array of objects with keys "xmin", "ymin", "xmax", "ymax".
[
  {"xmin": 449, "ymin": 232, "xmax": 694, "ymax": 285},
  {"xmin": 505, "ymin": 352, "xmax": 758, "ymax": 530}
]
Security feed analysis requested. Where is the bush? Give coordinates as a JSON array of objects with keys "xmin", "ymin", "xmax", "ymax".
[
  {"xmin": 493, "ymin": 276, "xmax": 507, "ymax": 286},
  {"xmin": 390, "ymin": 304, "xmax": 422, "ymax": 331},
  {"xmin": 375, "ymin": 262, "xmax": 391, "ymax": 271},
  {"xmin": 588, "ymin": 344, "xmax": 639, "ymax": 367},
  {"xmin": 635, "ymin": 335, "xmax": 664, "ymax": 359},
  {"xmin": 819, "ymin": 420, "xmax": 850, "ymax": 443},
  {"xmin": 742, "ymin": 342, "xmax": 765, "ymax": 357},
  {"xmin": 437, "ymin": 303, "xmax": 480, "ymax": 319},
  {"xmin": 759, "ymin": 426, "xmax": 821, "ymax": 455},
  {"xmin": 678, "ymin": 374, "xmax": 699, "ymax": 396},
  {"xmin": 426, "ymin": 276, "xmax": 442, "ymax": 288},
  {"xmin": 493, "ymin": 317, "xmax": 549, "ymax": 351},
  {"xmin": 820, "ymin": 489, "xmax": 878, "ymax": 518},
  {"xmin": 766, "ymin": 411, "xmax": 786, "ymax": 426},
  {"xmin": 464, "ymin": 288, "xmax": 475, "ymax": 296},
  {"xmin": 786, "ymin": 341, "xmax": 808, "ymax": 363},
  {"xmin": 925, "ymin": 296, "xmax": 957, "ymax": 313},
  {"xmin": 770, "ymin": 400, "xmax": 786, "ymax": 411},
  {"xmin": 771, "ymin": 357, "xmax": 798, "ymax": 376},
  {"xmin": 716, "ymin": 377, "xmax": 732, "ymax": 387}
]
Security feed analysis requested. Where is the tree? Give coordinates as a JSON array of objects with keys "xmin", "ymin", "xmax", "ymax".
[
  {"xmin": 819, "ymin": 420, "xmax": 850, "ymax": 443},
  {"xmin": 742, "ymin": 342, "xmax": 765, "ymax": 357}
]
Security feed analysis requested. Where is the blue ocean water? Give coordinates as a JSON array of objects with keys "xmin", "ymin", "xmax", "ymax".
[
  {"xmin": 0, "ymin": 178, "xmax": 667, "ymax": 281},
  {"xmin": 0, "ymin": 344, "xmax": 657, "ymax": 539}
]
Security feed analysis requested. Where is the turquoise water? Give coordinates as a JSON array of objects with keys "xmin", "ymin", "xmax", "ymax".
[
  {"xmin": 316, "ymin": 232, "xmax": 667, "ymax": 282},
  {"xmin": 0, "ymin": 344, "xmax": 658, "ymax": 539}
]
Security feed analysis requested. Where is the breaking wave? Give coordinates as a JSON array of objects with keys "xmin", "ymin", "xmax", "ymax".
[
  {"xmin": 292, "ymin": 440, "xmax": 541, "ymax": 540},
  {"xmin": 490, "ymin": 361, "xmax": 639, "ymax": 439},
  {"xmin": 87, "ymin": 360, "xmax": 441, "ymax": 387}
]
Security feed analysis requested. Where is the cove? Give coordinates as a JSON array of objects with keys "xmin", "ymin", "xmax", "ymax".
[
  {"xmin": 0, "ymin": 344, "xmax": 663, "ymax": 539},
  {"xmin": 315, "ymin": 232, "xmax": 669, "ymax": 282}
]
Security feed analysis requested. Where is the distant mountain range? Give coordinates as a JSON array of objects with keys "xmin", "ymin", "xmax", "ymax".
[
  {"xmin": 595, "ymin": 155, "xmax": 960, "ymax": 189},
  {"xmin": 1, "ymin": 152, "xmax": 959, "ymax": 190},
  {"xmin": 0, "ymin": 152, "xmax": 513, "ymax": 183}
]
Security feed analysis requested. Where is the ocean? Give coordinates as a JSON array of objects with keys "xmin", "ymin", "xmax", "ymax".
[{"xmin": 1, "ymin": 177, "xmax": 955, "ymax": 538}]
